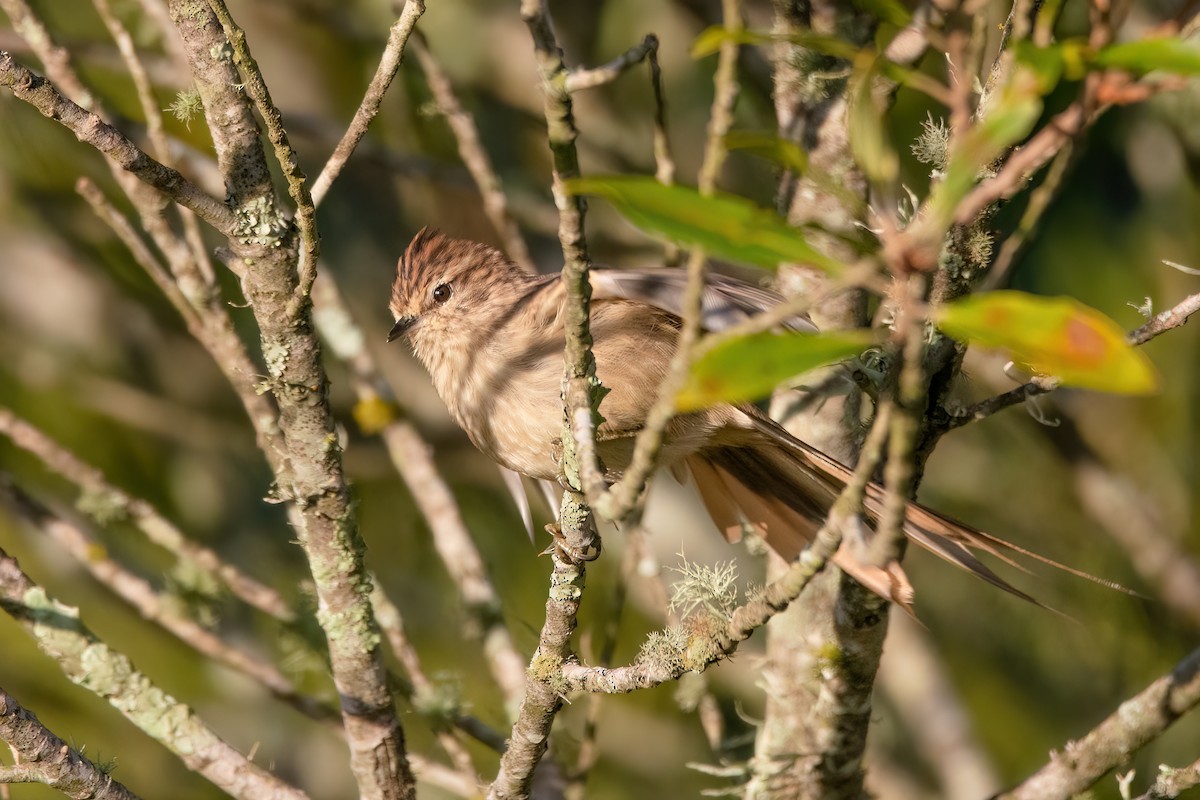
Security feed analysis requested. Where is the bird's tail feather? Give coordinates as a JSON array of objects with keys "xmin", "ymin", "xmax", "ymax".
[{"xmin": 686, "ymin": 415, "xmax": 1133, "ymax": 609}]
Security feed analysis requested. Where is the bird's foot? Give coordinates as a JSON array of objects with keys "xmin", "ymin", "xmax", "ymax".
[{"xmin": 542, "ymin": 522, "xmax": 602, "ymax": 563}]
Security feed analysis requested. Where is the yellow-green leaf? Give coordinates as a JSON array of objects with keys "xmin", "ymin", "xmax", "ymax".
[
  {"xmin": 677, "ymin": 330, "xmax": 876, "ymax": 412},
  {"xmin": 848, "ymin": 56, "xmax": 898, "ymax": 186},
  {"xmin": 723, "ymin": 131, "xmax": 808, "ymax": 173},
  {"xmin": 1093, "ymin": 37, "xmax": 1200, "ymax": 76},
  {"xmin": 691, "ymin": 26, "xmax": 857, "ymax": 60},
  {"xmin": 934, "ymin": 291, "xmax": 1158, "ymax": 395},
  {"xmin": 566, "ymin": 177, "xmax": 843, "ymax": 273}
]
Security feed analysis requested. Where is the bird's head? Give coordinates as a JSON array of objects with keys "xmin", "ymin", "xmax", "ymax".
[{"xmin": 388, "ymin": 227, "xmax": 528, "ymax": 348}]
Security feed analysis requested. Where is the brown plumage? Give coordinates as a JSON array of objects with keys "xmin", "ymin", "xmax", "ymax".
[{"xmin": 388, "ymin": 228, "xmax": 1119, "ymax": 610}]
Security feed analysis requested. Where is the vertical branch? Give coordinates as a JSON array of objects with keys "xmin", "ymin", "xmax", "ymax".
[
  {"xmin": 519, "ymin": 0, "xmax": 607, "ymax": 503},
  {"xmin": 489, "ymin": 496, "xmax": 595, "ymax": 800},
  {"xmin": 595, "ymin": 0, "xmax": 740, "ymax": 523},
  {"xmin": 757, "ymin": 1, "xmax": 884, "ymax": 796},
  {"xmin": 205, "ymin": 0, "xmax": 320, "ymax": 300},
  {"xmin": 165, "ymin": 4, "xmax": 413, "ymax": 798}
]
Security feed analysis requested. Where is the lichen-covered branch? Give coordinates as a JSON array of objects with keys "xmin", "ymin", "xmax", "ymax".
[
  {"xmin": 998, "ymin": 646, "xmax": 1200, "ymax": 800},
  {"xmin": 564, "ymin": 404, "xmax": 891, "ymax": 697},
  {"xmin": 0, "ymin": 476, "xmax": 335, "ymax": 725},
  {"xmin": 488, "ymin": 493, "xmax": 595, "ymax": 800},
  {"xmin": 0, "ymin": 408, "xmax": 293, "ymax": 622},
  {"xmin": 0, "ymin": 686, "xmax": 141, "ymax": 800},
  {"xmin": 0, "ymin": 51, "xmax": 236, "ymax": 233},
  {"xmin": 519, "ymin": 0, "xmax": 607, "ymax": 503},
  {"xmin": 0, "ymin": 545, "xmax": 309, "ymax": 800},
  {"xmin": 205, "ymin": 0, "xmax": 320, "ymax": 300},
  {"xmin": 166, "ymin": 3, "xmax": 412, "ymax": 797}
]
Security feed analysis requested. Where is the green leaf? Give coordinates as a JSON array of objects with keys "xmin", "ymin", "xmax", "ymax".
[
  {"xmin": 853, "ymin": 0, "xmax": 912, "ymax": 28},
  {"xmin": 691, "ymin": 26, "xmax": 857, "ymax": 60},
  {"xmin": 848, "ymin": 56, "xmax": 898, "ymax": 186},
  {"xmin": 677, "ymin": 330, "xmax": 877, "ymax": 412},
  {"xmin": 565, "ymin": 177, "xmax": 843, "ymax": 273},
  {"xmin": 1092, "ymin": 37, "xmax": 1200, "ymax": 75},
  {"xmin": 934, "ymin": 291, "xmax": 1158, "ymax": 395},
  {"xmin": 723, "ymin": 131, "xmax": 808, "ymax": 173}
]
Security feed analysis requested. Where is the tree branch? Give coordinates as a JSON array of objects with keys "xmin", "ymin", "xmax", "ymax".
[
  {"xmin": 0, "ymin": 686, "xmax": 141, "ymax": 800},
  {"xmin": 0, "ymin": 544, "xmax": 308, "ymax": 800},
  {"xmin": 0, "ymin": 51, "xmax": 236, "ymax": 234},
  {"xmin": 997, "ymin": 646, "xmax": 1200, "ymax": 800},
  {"xmin": 166, "ymin": 4, "xmax": 413, "ymax": 797},
  {"xmin": 310, "ymin": 0, "xmax": 426, "ymax": 206}
]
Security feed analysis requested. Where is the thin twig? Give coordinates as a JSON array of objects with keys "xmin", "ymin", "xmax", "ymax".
[
  {"xmin": 0, "ymin": 477, "xmax": 336, "ymax": 725},
  {"xmin": 564, "ymin": 35, "xmax": 658, "ymax": 92},
  {"xmin": 943, "ymin": 290, "xmax": 1200, "ymax": 431},
  {"xmin": 0, "ymin": 545, "xmax": 310, "ymax": 800},
  {"xmin": 594, "ymin": 0, "xmax": 742, "ymax": 524},
  {"xmin": 205, "ymin": 0, "xmax": 320, "ymax": 302},
  {"xmin": 410, "ymin": 32, "xmax": 535, "ymax": 273},
  {"xmin": 997, "ymin": 646, "xmax": 1200, "ymax": 800},
  {"xmin": 0, "ymin": 52, "xmax": 236, "ymax": 234},
  {"xmin": 0, "ymin": 408, "xmax": 293, "ymax": 622},
  {"xmin": 1134, "ymin": 756, "xmax": 1200, "ymax": 800},
  {"xmin": 0, "ymin": 687, "xmax": 141, "ymax": 800},
  {"xmin": 563, "ymin": 403, "xmax": 892, "ymax": 695},
  {"xmin": 310, "ymin": 0, "xmax": 427, "ymax": 206},
  {"xmin": 518, "ymin": 0, "xmax": 607, "ymax": 502}
]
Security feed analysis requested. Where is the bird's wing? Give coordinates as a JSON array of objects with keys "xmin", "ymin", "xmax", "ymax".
[{"xmin": 589, "ymin": 268, "xmax": 816, "ymax": 333}]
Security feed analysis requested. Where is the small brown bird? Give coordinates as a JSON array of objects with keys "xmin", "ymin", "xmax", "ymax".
[{"xmin": 388, "ymin": 228, "xmax": 1096, "ymax": 609}]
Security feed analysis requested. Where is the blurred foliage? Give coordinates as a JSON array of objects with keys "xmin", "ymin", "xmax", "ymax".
[{"xmin": 0, "ymin": 0, "xmax": 1199, "ymax": 798}]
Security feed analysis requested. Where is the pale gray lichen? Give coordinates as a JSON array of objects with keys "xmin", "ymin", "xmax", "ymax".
[
  {"xmin": 912, "ymin": 113, "xmax": 950, "ymax": 172},
  {"xmin": 166, "ymin": 87, "xmax": 204, "ymax": 130},
  {"xmin": 233, "ymin": 195, "xmax": 289, "ymax": 249},
  {"xmin": 668, "ymin": 557, "xmax": 739, "ymax": 623}
]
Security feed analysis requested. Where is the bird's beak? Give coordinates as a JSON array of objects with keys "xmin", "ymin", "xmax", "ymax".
[{"xmin": 387, "ymin": 315, "xmax": 417, "ymax": 342}]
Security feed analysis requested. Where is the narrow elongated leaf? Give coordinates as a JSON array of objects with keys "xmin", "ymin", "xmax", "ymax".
[
  {"xmin": 723, "ymin": 131, "xmax": 808, "ymax": 173},
  {"xmin": 848, "ymin": 57, "xmax": 898, "ymax": 186},
  {"xmin": 935, "ymin": 291, "xmax": 1158, "ymax": 395},
  {"xmin": 566, "ymin": 177, "xmax": 843, "ymax": 273},
  {"xmin": 1093, "ymin": 37, "xmax": 1200, "ymax": 76},
  {"xmin": 677, "ymin": 330, "xmax": 876, "ymax": 411},
  {"xmin": 691, "ymin": 26, "xmax": 857, "ymax": 60}
]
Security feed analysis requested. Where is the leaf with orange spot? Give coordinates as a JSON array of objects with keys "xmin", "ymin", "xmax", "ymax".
[{"xmin": 935, "ymin": 291, "xmax": 1158, "ymax": 395}]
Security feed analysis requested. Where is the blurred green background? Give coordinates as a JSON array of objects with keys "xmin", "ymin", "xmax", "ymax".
[{"xmin": 1, "ymin": 0, "xmax": 1198, "ymax": 798}]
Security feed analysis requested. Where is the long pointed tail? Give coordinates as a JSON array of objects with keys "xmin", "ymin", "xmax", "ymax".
[{"xmin": 684, "ymin": 412, "xmax": 1134, "ymax": 609}]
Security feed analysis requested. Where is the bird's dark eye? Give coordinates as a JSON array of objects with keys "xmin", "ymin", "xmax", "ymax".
[{"xmin": 432, "ymin": 283, "xmax": 452, "ymax": 304}]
